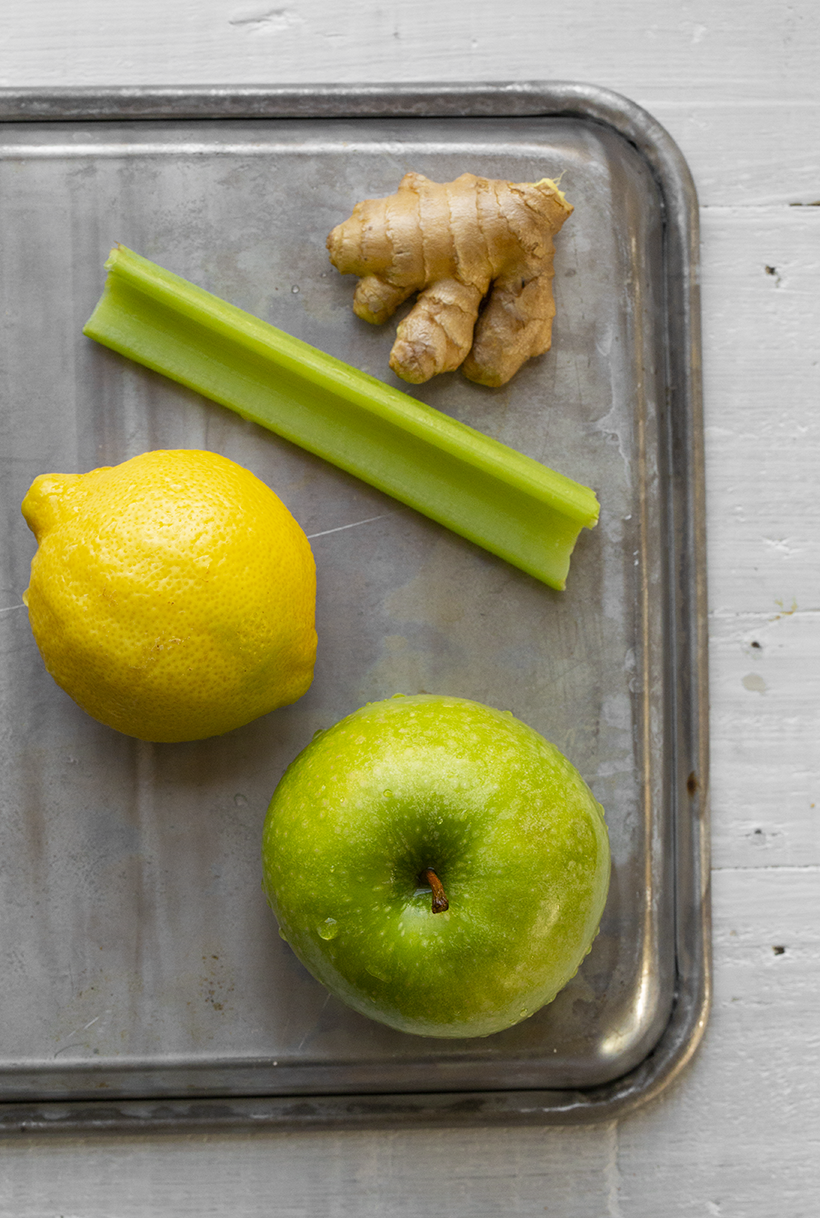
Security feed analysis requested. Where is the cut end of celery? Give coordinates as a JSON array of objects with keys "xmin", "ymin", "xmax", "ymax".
[
  {"xmin": 83, "ymin": 245, "xmax": 598, "ymax": 591},
  {"xmin": 102, "ymin": 244, "xmax": 122, "ymax": 272}
]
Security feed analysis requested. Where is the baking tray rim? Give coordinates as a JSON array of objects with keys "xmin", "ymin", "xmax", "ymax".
[{"xmin": 0, "ymin": 79, "xmax": 709, "ymax": 1133}]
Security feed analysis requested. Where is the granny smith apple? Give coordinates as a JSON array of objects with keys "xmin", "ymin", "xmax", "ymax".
[{"xmin": 261, "ymin": 694, "xmax": 610, "ymax": 1039}]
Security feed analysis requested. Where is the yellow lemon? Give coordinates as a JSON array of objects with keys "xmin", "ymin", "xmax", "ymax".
[{"xmin": 21, "ymin": 449, "xmax": 317, "ymax": 743}]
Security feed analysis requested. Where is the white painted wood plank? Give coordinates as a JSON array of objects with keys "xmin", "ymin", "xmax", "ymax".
[
  {"xmin": 0, "ymin": 1123, "xmax": 618, "ymax": 1216},
  {"xmin": 3, "ymin": 0, "xmax": 820, "ymax": 107},
  {"xmin": 709, "ymin": 608, "xmax": 820, "ymax": 869},
  {"xmin": 698, "ymin": 201, "xmax": 820, "ymax": 873},
  {"xmin": 648, "ymin": 101, "xmax": 820, "ymax": 207},
  {"xmin": 618, "ymin": 866, "xmax": 820, "ymax": 1217},
  {"xmin": 702, "ymin": 206, "xmax": 820, "ymax": 617}
]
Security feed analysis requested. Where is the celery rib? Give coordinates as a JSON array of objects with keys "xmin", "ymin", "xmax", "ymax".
[{"xmin": 83, "ymin": 245, "xmax": 599, "ymax": 590}]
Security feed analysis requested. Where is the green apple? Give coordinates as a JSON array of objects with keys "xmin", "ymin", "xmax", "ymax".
[{"xmin": 261, "ymin": 694, "xmax": 610, "ymax": 1039}]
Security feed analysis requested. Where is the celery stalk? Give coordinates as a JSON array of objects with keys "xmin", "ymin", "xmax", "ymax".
[{"xmin": 83, "ymin": 245, "xmax": 599, "ymax": 590}]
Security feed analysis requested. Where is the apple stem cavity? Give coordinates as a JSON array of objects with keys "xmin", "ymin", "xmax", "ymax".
[{"xmin": 420, "ymin": 868, "xmax": 449, "ymax": 914}]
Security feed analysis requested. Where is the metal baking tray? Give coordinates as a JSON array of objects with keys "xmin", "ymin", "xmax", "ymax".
[{"xmin": 0, "ymin": 83, "xmax": 709, "ymax": 1132}]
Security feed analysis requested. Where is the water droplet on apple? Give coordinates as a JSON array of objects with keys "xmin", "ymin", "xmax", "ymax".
[
  {"xmin": 318, "ymin": 918, "xmax": 339, "ymax": 940},
  {"xmin": 278, "ymin": 927, "xmax": 288, "ymax": 941},
  {"xmin": 383, "ymin": 789, "xmax": 392, "ymax": 798},
  {"xmin": 519, "ymin": 1009, "xmax": 529, "ymax": 1018}
]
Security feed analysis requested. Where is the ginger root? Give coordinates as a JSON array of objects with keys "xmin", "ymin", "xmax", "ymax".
[{"xmin": 326, "ymin": 171, "xmax": 573, "ymax": 388}]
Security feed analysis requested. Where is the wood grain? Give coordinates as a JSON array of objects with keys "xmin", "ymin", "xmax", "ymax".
[
  {"xmin": 3, "ymin": 1, "xmax": 820, "ymax": 106},
  {"xmin": 620, "ymin": 867, "xmax": 820, "ymax": 1217}
]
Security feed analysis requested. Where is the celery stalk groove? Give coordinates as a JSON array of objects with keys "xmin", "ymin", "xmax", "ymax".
[{"xmin": 83, "ymin": 245, "xmax": 599, "ymax": 590}]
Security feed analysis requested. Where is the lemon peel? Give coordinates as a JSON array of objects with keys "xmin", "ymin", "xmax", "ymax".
[{"xmin": 21, "ymin": 449, "xmax": 317, "ymax": 742}]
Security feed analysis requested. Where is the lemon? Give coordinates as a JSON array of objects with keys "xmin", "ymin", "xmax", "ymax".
[{"xmin": 21, "ymin": 449, "xmax": 317, "ymax": 743}]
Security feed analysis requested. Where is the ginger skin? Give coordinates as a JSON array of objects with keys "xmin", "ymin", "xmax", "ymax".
[{"xmin": 326, "ymin": 171, "xmax": 573, "ymax": 388}]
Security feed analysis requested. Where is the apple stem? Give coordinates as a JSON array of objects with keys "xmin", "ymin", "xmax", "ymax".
[{"xmin": 421, "ymin": 868, "xmax": 449, "ymax": 914}]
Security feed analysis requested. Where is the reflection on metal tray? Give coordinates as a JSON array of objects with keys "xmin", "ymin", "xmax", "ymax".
[{"xmin": 0, "ymin": 82, "xmax": 709, "ymax": 1132}]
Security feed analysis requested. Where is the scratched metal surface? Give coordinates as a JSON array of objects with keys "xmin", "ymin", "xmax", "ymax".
[{"xmin": 0, "ymin": 94, "xmax": 704, "ymax": 1121}]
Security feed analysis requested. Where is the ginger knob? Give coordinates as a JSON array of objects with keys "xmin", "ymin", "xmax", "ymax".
[{"xmin": 326, "ymin": 171, "xmax": 573, "ymax": 388}]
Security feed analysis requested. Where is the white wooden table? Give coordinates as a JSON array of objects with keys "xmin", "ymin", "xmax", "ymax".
[{"xmin": 2, "ymin": 3, "xmax": 818, "ymax": 1214}]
